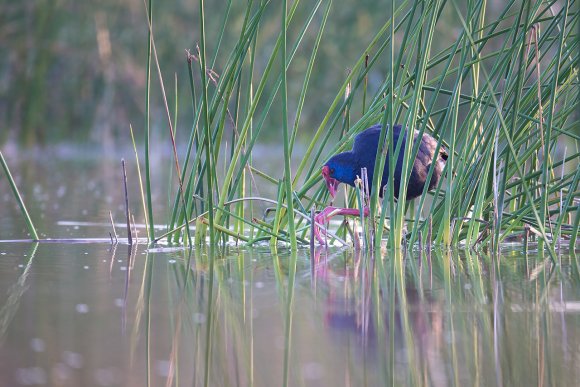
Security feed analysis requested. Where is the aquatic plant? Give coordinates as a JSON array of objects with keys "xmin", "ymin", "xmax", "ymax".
[
  {"xmin": 0, "ymin": 152, "xmax": 39, "ymax": 240},
  {"xmin": 139, "ymin": 0, "xmax": 578, "ymax": 253}
]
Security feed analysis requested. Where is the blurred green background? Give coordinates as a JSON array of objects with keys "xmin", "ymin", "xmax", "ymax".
[{"xmin": 0, "ymin": 1, "xmax": 511, "ymax": 146}]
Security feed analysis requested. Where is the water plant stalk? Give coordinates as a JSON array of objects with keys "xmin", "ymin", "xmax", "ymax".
[
  {"xmin": 143, "ymin": 0, "xmax": 155, "ymax": 243},
  {"xmin": 0, "ymin": 151, "xmax": 39, "ymax": 240}
]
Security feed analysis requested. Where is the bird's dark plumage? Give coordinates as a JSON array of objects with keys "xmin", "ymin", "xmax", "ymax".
[{"xmin": 322, "ymin": 124, "xmax": 447, "ymax": 200}]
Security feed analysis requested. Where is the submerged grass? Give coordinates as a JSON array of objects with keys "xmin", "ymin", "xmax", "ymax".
[{"xmin": 140, "ymin": 0, "xmax": 578, "ymax": 253}]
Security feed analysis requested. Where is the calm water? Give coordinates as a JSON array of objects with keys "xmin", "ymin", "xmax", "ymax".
[{"xmin": 1, "ymin": 147, "xmax": 579, "ymax": 386}]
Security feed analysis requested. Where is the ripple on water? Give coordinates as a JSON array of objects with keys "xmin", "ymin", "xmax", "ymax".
[
  {"xmin": 156, "ymin": 360, "xmax": 171, "ymax": 377},
  {"xmin": 301, "ymin": 362, "xmax": 325, "ymax": 381},
  {"xmin": 30, "ymin": 338, "xmax": 45, "ymax": 353},
  {"xmin": 15, "ymin": 367, "xmax": 47, "ymax": 386},
  {"xmin": 75, "ymin": 304, "xmax": 89, "ymax": 314},
  {"xmin": 63, "ymin": 351, "xmax": 83, "ymax": 369},
  {"xmin": 52, "ymin": 363, "xmax": 72, "ymax": 383},
  {"xmin": 94, "ymin": 367, "xmax": 119, "ymax": 386},
  {"xmin": 192, "ymin": 313, "xmax": 206, "ymax": 324}
]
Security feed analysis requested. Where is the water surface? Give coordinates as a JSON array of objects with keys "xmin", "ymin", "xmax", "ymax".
[{"xmin": 1, "ymin": 148, "xmax": 579, "ymax": 386}]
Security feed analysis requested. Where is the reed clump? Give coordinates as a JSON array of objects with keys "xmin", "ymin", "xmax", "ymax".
[{"xmin": 138, "ymin": 0, "xmax": 578, "ymax": 254}]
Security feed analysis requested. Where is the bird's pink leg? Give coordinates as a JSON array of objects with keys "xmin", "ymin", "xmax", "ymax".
[{"xmin": 314, "ymin": 206, "xmax": 370, "ymax": 245}]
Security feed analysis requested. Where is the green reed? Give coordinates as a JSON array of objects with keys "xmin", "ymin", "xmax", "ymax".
[
  {"xmin": 143, "ymin": 0, "xmax": 155, "ymax": 243},
  {"xmin": 140, "ymin": 0, "xmax": 578, "ymax": 252},
  {"xmin": 0, "ymin": 152, "xmax": 39, "ymax": 240}
]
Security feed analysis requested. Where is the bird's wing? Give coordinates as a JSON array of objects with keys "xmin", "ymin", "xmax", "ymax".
[
  {"xmin": 352, "ymin": 124, "xmax": 403, "ymax": 155},
  {"xmin": 352, "ymin": 124, "xmax": 381, "ymax": 155}
]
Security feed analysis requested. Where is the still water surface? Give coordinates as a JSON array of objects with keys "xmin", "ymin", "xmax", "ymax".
[{"xmin": 0, "ymin": 147, "xmax": 579, "ymax": 386}]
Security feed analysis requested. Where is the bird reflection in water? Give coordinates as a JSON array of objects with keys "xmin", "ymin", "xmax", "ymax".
[{"xmin": 310, "ymin": 247, "xmax": 449, "ymax": 386}]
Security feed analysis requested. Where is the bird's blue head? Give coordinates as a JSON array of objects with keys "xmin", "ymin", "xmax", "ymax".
[{"xmin": 322, "ymin": 153, "xmax": 357, "ymax": 198}]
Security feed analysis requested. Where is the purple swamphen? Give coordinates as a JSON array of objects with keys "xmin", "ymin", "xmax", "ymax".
[{"xmin": 315, "ymin": 124, "xmax": 448, "ymax": 244}]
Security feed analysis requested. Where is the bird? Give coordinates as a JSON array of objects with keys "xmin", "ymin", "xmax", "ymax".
[{"xmin": 315, "ymin": 123, "xmax": 448, "ymax": 244}]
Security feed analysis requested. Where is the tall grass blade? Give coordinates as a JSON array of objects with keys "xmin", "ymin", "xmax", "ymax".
[
  {"xmin": 281, "ymin": 0, "xmax": 298, "ymax": 250},
  {"xmin": 0, "ymin": 151, "xmax": 39, "ymax": 240},
  {"xmin": 198, "ymin": 0, "xmax": 215, "ymax": 247},
  {"xmin": 143, "ymin": 0, "xmax": 155, "ymax": 243}
]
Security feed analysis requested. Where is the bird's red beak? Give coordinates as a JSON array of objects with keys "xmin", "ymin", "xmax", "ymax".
[{"xmin": 322, "ymin": 165, "xmax": 340, "ymax": 198}]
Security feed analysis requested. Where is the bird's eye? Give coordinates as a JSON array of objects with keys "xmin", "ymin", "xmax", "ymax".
[{"xmin": 330, "ymin": 168, "xmax": 335, "ymax": 175}]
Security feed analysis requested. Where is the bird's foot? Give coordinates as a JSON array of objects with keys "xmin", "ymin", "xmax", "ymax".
[
  {"xmin": 314, "ymin": 206, "xmax": 343, "ymax": 245},
  {"xmin": 313, "ymin": 206, "xmax": 370, "ymax": 245}
]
